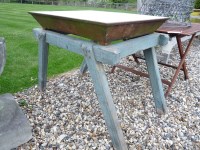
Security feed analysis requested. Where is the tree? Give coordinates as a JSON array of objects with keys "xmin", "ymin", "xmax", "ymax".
[
  {"xmin": 112, "ymin": 0, "xmax": 128, "ymax": 3},
  {"xmin": 195, "ymin": 0, "xmax": 200, "ymax": 9}
]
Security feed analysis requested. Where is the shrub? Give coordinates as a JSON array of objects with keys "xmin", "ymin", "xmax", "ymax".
[
  {"xmin": 195, "ymin": 0, "xmax": 200, "ymax": 9},
  {"xmin": 112, "ymin": 0, "xmax": 128, "ymax": 3}
]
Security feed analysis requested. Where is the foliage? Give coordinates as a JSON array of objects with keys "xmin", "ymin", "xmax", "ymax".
[
  {"xmin": 111, "ymin": 0, "xmax": 128, "ymax": 3},
  {"xmin": 18, "ymin": 99, "xmax": 28, "ymax": 107},
  {"xmin": 61, "ymin": 0, "xmax": 78, "ymax": 1},
  {"xmin": 195, "ymin": 0, "xmax": 200, "ymax": 9},
  {"xmin": 13, "ymin": 0, "xmax": 137, "ymax": 3},
  {"xmin": 106, "ymin": 0, "xmax": 137, "ymax": 3},
  {"xmin": 0, "ymin": 3, "xmax": 84, "ymax": 94}
]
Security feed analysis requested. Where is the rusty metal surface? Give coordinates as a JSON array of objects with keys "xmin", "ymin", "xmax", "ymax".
[
  {"xmin": 157, "ymin": 23, "xmax": 200, "ymax": 36},
  {"xmin": 29, "ymin": 11, "xmax": 168, "ymax": 45}
]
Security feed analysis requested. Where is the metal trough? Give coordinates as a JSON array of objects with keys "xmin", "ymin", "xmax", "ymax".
[{"xmin": 29, "ymin": 10, "xmax": 168, "ymax": 45}]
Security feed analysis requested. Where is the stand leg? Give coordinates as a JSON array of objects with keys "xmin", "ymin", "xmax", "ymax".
[
  {"xmin": 111, "ymin": 66, "xmax": 116, "ymax": 73},
  {"xmin": 144, "ymin": 48, "xmax": 167, "ymax": 114},
  {"xmin": 79, "ymin": 59, "xmax": 88, "ymax": 75},
  {"xmin": 165, "ymin": 34, "xmax": 196, "ymax": 97},
  {"xmin": 132, "ymin": 54, "xmax": 140, "ymax": 64},
  {"xmin": 82, "ymin": 45, "xmax": 128, "ymax": 150},
  {"xmin": 176, "ymin": 36, "xmax": 189, "ymax": 80},
  {"xmin": 0, "ymin": 38, "xmax": 6, "ymax": 75},
  {"xmin": 38, "ymin": 32, "xmax": 49, "ymax": 91}
]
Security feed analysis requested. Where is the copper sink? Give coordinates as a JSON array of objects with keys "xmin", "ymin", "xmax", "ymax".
[{"xmin": 29, "ymin": 10, "xmax": 168, "ymax": 45}]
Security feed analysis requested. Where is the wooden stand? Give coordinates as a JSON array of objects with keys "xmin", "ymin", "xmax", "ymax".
[{"xmin": 33, "ymin": 28, "xmax": 168, "ymax": 150}]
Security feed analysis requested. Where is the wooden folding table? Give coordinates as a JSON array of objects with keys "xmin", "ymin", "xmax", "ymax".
[{"xmin": 113, "ymin": 23, "xmax": 200, "ymax": 97}]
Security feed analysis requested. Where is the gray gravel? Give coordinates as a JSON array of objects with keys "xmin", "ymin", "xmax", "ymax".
[{"xmin": 15, "ymin": 38, "xmax": 200, "ymax": 150}]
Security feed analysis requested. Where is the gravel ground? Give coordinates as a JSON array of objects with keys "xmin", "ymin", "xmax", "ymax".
[{"xmin": 15, "ymin": 38, "xmax": 200, "ymax": 150}]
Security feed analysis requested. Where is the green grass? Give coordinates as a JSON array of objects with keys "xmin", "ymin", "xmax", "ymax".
[{"xmin": 0, "ymin": 3, "xmax": 133, "ymax": 94}]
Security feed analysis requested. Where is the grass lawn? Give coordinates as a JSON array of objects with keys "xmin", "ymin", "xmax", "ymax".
[{"xmin": 0, "ymin": 3, "xmax": 133, "ymax": 94}]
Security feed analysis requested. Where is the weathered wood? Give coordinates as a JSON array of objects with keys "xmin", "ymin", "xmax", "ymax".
[
  {"xmin": 33, "ymin": 28, "xmax": 169, "ymax": 149},
  {"xmin": 38, "ymin": 32, "xmax": 49, "ymax": 91},
  {"xmin": 0, "ymin": 37, "xmax": 6, "ymax": 75},
  {"xmin": 34, "ymin": 28, "xmax": 168, "ymax": 112},
  {"xmin": 33, "ymin": 29, "xmax": 168, "ymax": 65},
  {"xmin": 165, "ymin": 34, "xmax": 196, "ymax": 97},
  {"xmin": 33, "ymin": 28, "xmax": 85, "ymax": 55},
  {"xmin": 160, "ymin": 31, "xmax": 200, "ymax": 54},
  {"xmin": 94, "ymin": 33, "xmax": 168, "ymax": 60},
  {"xmin": 81, "ymin": 44, "xmax": 128, "ymax": 150},
  {"xmin": 144, "ymin": 48, "xmax": 167, "ymax": 114},
  {"xmin": 79, "ymin": 59, "xmax": 88, "ymax": 75}
]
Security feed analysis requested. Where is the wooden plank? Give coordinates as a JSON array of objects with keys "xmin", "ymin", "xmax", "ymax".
[
  {"xmin": 33, "ymin": 29, "xmax": 168, "ymax": 113},
  {"xmin": 79, "ymin": 59, "xmax": 88, "ymax": 75},
  {"xmin": 33, "ymin": 28, "xmax": 121, "ymax": 65},
  {"xmin": 81, "ymin": 44, "xmax": 128, "ymax": 150},
  {"xmin": 38, "ymin": 32, "xmax": 49, "ymax": 91},
  {"xmin": 0, "ymin": 37, "xmax": 6, "ymax": 75},
  {"xmin": 160, "ymin": 31, "xmax": 200, "ymax": 54},
  {"xmin": 144, "ymin": 48, "xmax": 167, "ymax": 114},
  {"xmin": 33, "ymin": 29, "xmax": 168, "ymax": 66},
  {"xmin": 94, "ymin": 33, "xmax": 168, "ymax": 60},
  {"xmin": 33, "ymin": 28, "xmax": 84, "ymax": 55},
  {"xmin": 157, "ymin": 23, "xmax": 200, "ymax": 36}
]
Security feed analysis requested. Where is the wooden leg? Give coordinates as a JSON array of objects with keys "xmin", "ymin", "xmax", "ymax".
[
  {"xmin": 111, "ymin": 66, "xmax": 116, "ymax": 73},
  {"xmin": 144, "ymin": 48, "xmax": 167, "ymax": 114},
  {"xmin": 38, "ymin": 32, "xmax": 49, "ymax": 91},
  {"xmin": 165, "ymin": 34, "xmax": 196, "ymax": 97},
  {"xmin": 111, "ymin": 54, "xmax": 139, "ymax": 74},
  {"xmin": 176, "ymin": 36, "xmax": 189, "ymax": 80},
  {"xmin": 0, "ymin": 37, "xmax": 6, "ymax": 75},
  {"xmin": 82, "ymin": 45, "xmax": 128, "ymax": 150},
  {"xmin": 79, "ymin": 59, "xmax": 88, "ymax": 75},
  {"xmin": 132, "ymin": 54, "xmax": 140, "ymax": 64}
]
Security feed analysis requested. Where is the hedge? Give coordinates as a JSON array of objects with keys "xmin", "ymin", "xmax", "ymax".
[{"xmin": 195, "ymin": 0, "xmax": 200, "ymax": 9}]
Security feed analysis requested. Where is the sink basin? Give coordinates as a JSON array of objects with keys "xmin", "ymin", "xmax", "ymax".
[{"xmin": 29, "ymin": 10, "xmax": 168, "ymax": 45}]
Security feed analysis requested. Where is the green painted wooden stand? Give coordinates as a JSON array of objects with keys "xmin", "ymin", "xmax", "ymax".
[{"xmin": 33, "ymin": 28, "xmax": 168, "ymax": 150}]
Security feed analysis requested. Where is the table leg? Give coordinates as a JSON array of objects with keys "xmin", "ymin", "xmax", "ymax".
[
  {"xmin": 79, "ymin": 59, "xmax": 88, "ymax": 75},
  {"xmin": 111, "ymin": 66, "xmax": 116, "ymax": 73},
  {"xmin": 176, "ymin": 36, "xmax": 189, "ymax": 80},
  {"xmin": 110, "ymin": 54, "xmax": 139, "ymax": 73},
  {"xmin": 132, "ymin": 54, "xmax": 140, "ymax": 64},
  {"xmin": 82, "ymin": 45, "xmax": 128, "ymax": 150},
  {"xmin": 38, "ymin": 32, "xmax": 49, "ymax": 91},
  {"xmin": 144, "ymin": 48, "xmax": 167, "ymax": 114},
  {"xmin": 165, "ymin": 34, "xmax": 196, "ymax": 97}
]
